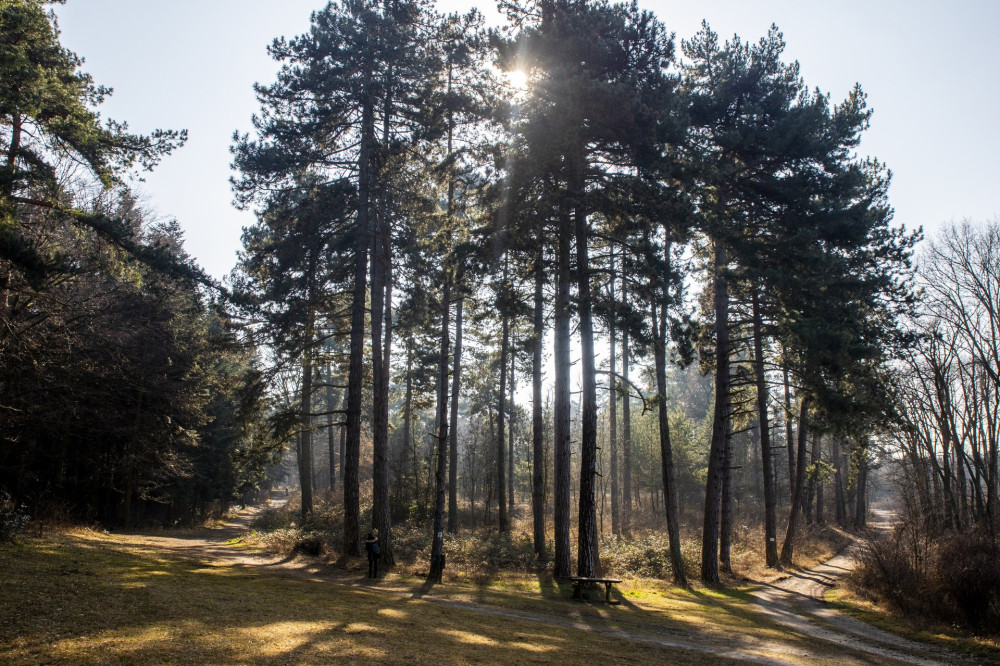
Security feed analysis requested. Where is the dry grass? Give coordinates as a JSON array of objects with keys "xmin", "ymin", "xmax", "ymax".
[
  {"xmin": 241, "ymin": 498, "xmax": 851, "ymax": 590},
  {"xmin": 825, "ymin": 587, "xmax": 1000, "ymax": 663},
  {"xmin": 0, "ymin": 527, "xmax": 864, "ymax": 665}
]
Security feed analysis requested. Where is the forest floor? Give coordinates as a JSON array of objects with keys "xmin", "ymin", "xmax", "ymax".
[{"xmin": 0, "ymin": 502, "xmax": 992, "ymax": 665}]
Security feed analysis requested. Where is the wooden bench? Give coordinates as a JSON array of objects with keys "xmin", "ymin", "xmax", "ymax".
[{"xmin": 566, "ymin": 576, "xmax": 623, "ymax": 603}]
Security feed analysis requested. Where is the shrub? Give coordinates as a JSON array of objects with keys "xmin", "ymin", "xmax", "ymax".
[
  {"xmin": 601, "ymin": 532, "xmax": 676, "ymax": 579},
  {"xmin": 293, "ymin": 531, "xmax": 326, "ymax": 557},
  {"xmin": 251, "ymin": 505, "xmax": 296, "ymax": 532},
  {"xmin": 852, "ymin": 521, "xmax": 930, "ymax": 615},
  {"xmin": 937, "ymin": 529, "xmax": 1000, "ymax": 633},
  {"xmin": 0, "ymin": 491, "xmax": 30, "ymax": 542},
  {"xmin": 851, "ymin": 520, "xmax": 1000, "ymax": 634}
]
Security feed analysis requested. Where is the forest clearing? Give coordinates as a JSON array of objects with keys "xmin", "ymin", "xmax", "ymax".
[
  {"xmin": 1, "ymin": 499, "xmax": 990, "ymax": 665},
  {"xmin": 3, "ymin": 0, "xmax": 1000, "ymax": 661}
]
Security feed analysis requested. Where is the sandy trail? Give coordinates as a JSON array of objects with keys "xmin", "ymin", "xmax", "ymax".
[
  {"xmin": 746, "ymin": 509, "xmax": 965, "ymax": 665},
  {"xmin": 119, "ymin": 503, "xmax": 972, "ymax": 665}
]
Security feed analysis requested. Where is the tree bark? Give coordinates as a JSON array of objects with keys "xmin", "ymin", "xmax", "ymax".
[
  {"xmin": 447, "ymin": 293, "xmax": 463, "ymax": 533},
  {"xmin": 702, "ymin": 239, "xmax": 729, "ymax": 584},
  {"xmin": 783, "ymin": 356, "xmax": 795, "ymax": 496},
  {"xmin": 609, "ymin": 251, "xmax": 620, "ymax": 538},
  {"xmin": 326, "ymin": 364, "xmax": 336, "ymax": 496},
  {"xmin": 532, "ymin": 241, "xmax": 546, "ymax": 558},
  {"xmin": 622, "ymin": 300, "xmax": 633, "ymax": 539},
  {"xmin": 299, "ymin": 312, "xmax": 315, "ymax": 519},
  {"xmin": 497, "ymin": 258, "xmax": 510, "ymax": 532},
  {"xmin": 508, "ymin": 342, "xmax": 515, "ymax": 516},
  {"xmin": 553, "ymin": 207, "xmax": 572, "ymax": 579},
  {"xmin": 343, "ymin": 86, "xmax": 374, "ymax": 557},
  {"xmin": 653, "ymin": 297, "xmax": 688, "ymax": 586},
  {"xmin": 720, "ymin": 419, "xmax": 733, "ymax": 574},
  {"xmin": 404, "ymin": 339, "xmax": 416, "ymax": 502},
  {"xmin": 573, "ymin": 150, "xmax": 599, "ymax": 578},
  {"xmin": 781, "ymin": 395, "xmax": 812, "ymax": 565},
  {"xmin": 429, "ymin": 279, "xmax": 451, "ymax": 581},
  {"xmin": 370, "ymin": 200, "xmax": 393, "ymax": 564},
  {"xmin": 752, "ymin": 291, "xmax": 779, "ymax": 566},
  {"xmin": 813, "ymin": 435, "xmax": 825, "ymax": 525},
  {"xmin": 444, "ymin": 57, "xmax": 462, "ymax": 535},
  {"xmin": 834, "ymin": 440, "xmax": 846, "ymax": 526},
  {"xmin": 854, "ymin": 456, "xmax": 868, "ymax": 527}
]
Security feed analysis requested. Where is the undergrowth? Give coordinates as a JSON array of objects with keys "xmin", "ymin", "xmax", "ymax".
[
  {"xmin": 850, "ymin": 519, "xmax": 1000, "ymax": 635},
  {"xmin": 245, "ymin": 497, "xmax": 851, "ymax": 584}
]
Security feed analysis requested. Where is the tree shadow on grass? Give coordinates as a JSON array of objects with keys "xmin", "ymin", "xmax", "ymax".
[{"xmin": 2, "ymin": 532, "xmax": 895, "ymax": 665}]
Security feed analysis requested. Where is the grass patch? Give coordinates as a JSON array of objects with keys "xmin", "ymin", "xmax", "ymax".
[{"xmin": 0, "ymin": 528, "xmax": 867, "ymax": 664}]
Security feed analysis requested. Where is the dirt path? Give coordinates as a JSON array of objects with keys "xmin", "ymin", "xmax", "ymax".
[
  {"xmin": 746, "ymin": 509, "xmax": 965, "ymax": 665},
  {"xmin": 123, "ymin": 498, "xmax": 291, "ymax": 568},
  {"xmin": 119, "ymin": 504, "xmax": 972, "ymax": 665}
]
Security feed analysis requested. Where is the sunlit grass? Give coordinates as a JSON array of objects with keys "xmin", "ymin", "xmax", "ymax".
[
  {"xmin": 0, "ymin": 525, "xmax": 955, "ymax": 665},
  {"xmin": 2, "ymin": 530, "xmax": 751, "ymax": 664}
]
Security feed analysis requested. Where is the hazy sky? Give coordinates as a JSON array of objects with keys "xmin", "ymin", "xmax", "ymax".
[{"xmin": 54, "ymin": 0, "xmax": 1000, "ymax": 280}]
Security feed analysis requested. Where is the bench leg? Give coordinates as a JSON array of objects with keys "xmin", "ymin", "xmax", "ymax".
[{"xmin": 604, "ymin": 583, "xmax": 612, "ymax": 603}]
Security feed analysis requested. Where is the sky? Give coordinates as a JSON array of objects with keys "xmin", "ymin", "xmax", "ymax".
[{"xmin": 53, "ymin": 0, "xmax": 1000, "ymax": 280}]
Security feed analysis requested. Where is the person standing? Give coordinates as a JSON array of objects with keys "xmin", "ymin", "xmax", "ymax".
[{"xmin": 364, "ymin": 529, "xmax": 380, "ymax": 578}]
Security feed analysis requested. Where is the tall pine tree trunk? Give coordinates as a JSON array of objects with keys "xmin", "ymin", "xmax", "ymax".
[
  {"xmin": 783, "ymin": 356, "xmax": 795, "ymax": 496},
  {"xmin": 573, "ymin": 151, "xmax": 599, "ymax": 578},
  {"xmin": 553, "ymin": 208, "xmax": 572, "ymax": 579},
  {"xmin": 781, "ymin": 395, "xmax": 812, "ymax": 565},
  {"xmin": 370, "ymin": 205, "xmax": 393, "ymax": 564},
  {"xmin": 622, "ymin": 300, "xmax": 633, "ymax": 539},
  {"xmin": 404, "ymin": 340, "xmax": 416, "ymax": 502},
  {"xmin": 609, "ymin": 251, "xmax": 620, "ymax": 538},
  {"xmin": 429, "ymin": 279, "xmax": 451, "ymax": 581},
  {"xmin": 339, "ymin": 393, "xmax": 346, "ymax": 484},
  {"xmin": 344, "ymin": 89, "xmax": 374, "ymax": 557},
  {"xmin": 855, "ymin": 457, "xmax": 869, "ymax": 527},
  {"xmin": 752, "ymin": 291, "xmax": 779, "ymax": 567},
  {"xmin": 814, "ymin": 436, "xmax": 825, "ymax": 525},
  {"xmin": 532, "ymin": 241, "xmax": 546, "ymax": 558},
  {"xmin": 326, "ymin": 363, "xmax": 336, "ymax": 496},
  {"xmin": 834, "ymin": 440, "xmax": 847, "ymax": 526},
  {"xmin": 653, "ymin": 296, "xmax": 687, "ymax": 586},
  {"xmin": 508, "ymin": 345, "xmax": 515, "ymax": 516},
  {"xmin": 702, "ymin": 239, "xmax": 729, "ymax": 584},
  {"xmin": 497, "ymin": 257, "xmax": 510, "ymax": 532},
  {"xmin": 370, "ymin": 65, "xmax": 396, "ymax": 564},
  {"xmin": 299, "ymin": 312, "xmax": 315, "ymax": 519},
  {"xmin": 720, "ymin": 423, "xmax": 733, "ymax": 574},
  {"xmin": 444, "ymin": 59, "xmax": 462, "ymax": 535},
  {"xmin": 447, "ymin": 293, "xmax": 463, "ymax": 533}
]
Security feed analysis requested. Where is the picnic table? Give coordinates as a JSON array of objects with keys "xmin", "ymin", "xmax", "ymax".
[{"xmin": 566, "ymin": 576, "xmax": 623, "ymax": 603}]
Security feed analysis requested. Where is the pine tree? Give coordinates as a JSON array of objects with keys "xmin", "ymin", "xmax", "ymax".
[
  {"xmin": 504, "ymin": 0, "xmax": 678, "ymax": 579},
  {"xmin": 232, "ymin": 0, "xmax": 447, "ymax": 557},
  {"xmin": 1, "ymin": 0, "xmax": 186, "ymax": 282},
  {"xmin": 233, "ymin": 176, "xmax": 354, "ymax": 519}
]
